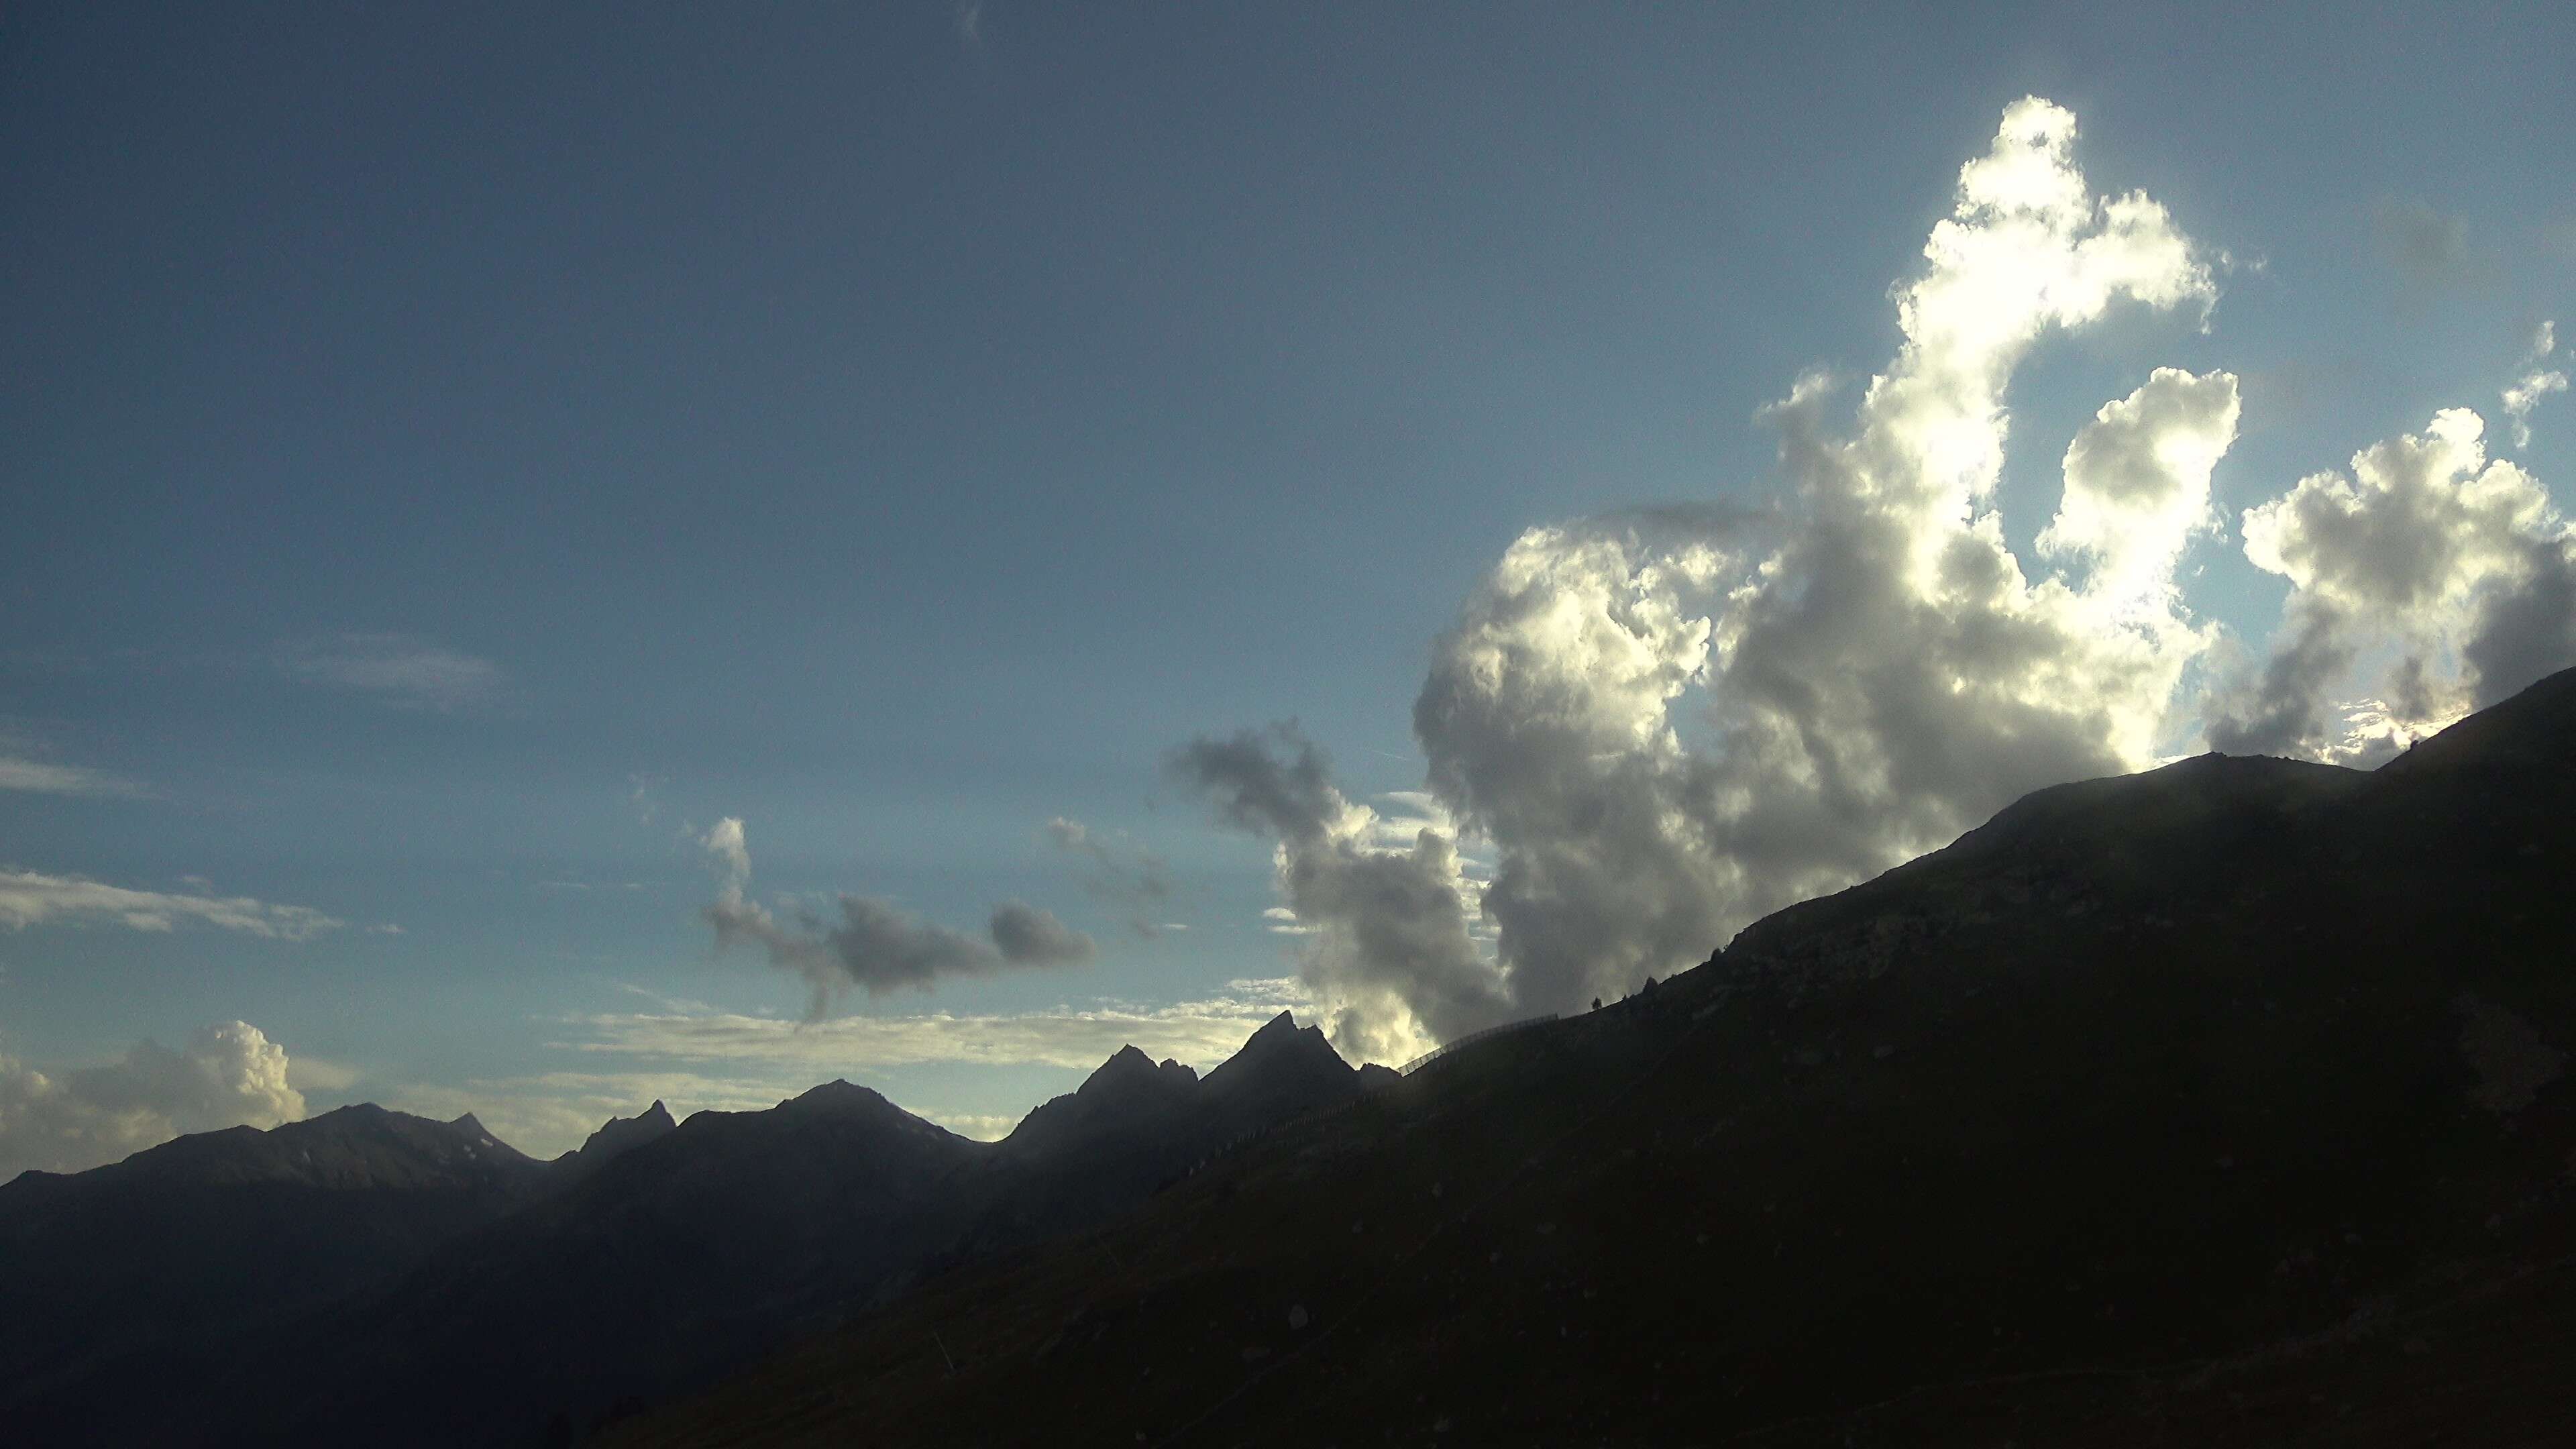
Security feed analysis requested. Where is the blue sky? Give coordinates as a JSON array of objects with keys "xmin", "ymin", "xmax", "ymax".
[{"xmin": 5, "ymin": 2, "xmax": 2572, "ymax": 1166}]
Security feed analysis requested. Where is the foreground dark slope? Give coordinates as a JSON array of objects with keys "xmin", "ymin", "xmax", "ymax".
[{"xmin": 613, "ymin": 668, "xmax": 2576, "ymax": 1448}]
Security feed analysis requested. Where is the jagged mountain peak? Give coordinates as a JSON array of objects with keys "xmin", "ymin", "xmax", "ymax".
[
  {"xmin": 998, "ymin": 1015, "xmax": 1356, "ymax": 1166},
  {"xmin": 759, "ymin": 1079, "xmax": 969, "ymax": 1144},
  {"xmin": 1241, "ymin": 1008, "xmax": 1301, "ymax": 1044},
  {"xmin": 1204, "ymin": 1010, "xmax": 1349, "ymax": 1094},
  {"xmin": 559, "ymin": 1099, "xmax": 682, "ymax": 1179},
  {"xmin": 789, "ymin": 1078, "xmax": 881, "ymax": 1109},
  {"xmin": 1086, "ymin": 1044, "xmax": 1161, "ymax": 1085},
  {"xmin": 1075, "ymin": 1046, "xmax": 1203, "ymax": 1093}
]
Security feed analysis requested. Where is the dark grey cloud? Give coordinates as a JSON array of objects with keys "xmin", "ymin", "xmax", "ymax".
[
  {"xmin": 2463, "ymin": 539, "xmax": 2576, "ymax": 707},
  {"xmin": 2374, "ymin": 198, "xmax": 2475, "ymax": 293},
  {"xmin": 2204, "ymin": 604, "xmax": 2355, "ymax": 756},
  {"xmin": 989, "ymin": 900, "xmax": 1096, "ymax": 964},
  {"xmin": 700, "ymin": 819, "xmax": 1093, "ymax": 1014},
  {"xmin": 2359, "ymin": 197, "xmax": 2483, "ymax": 299},
  {"xmin": 1169, "ymin": 726, "xmax": 1341, "ymax": 841},
  {"xmin": 1171, "ymin": 726, "xmax": 1507, "ymax": 1063}
]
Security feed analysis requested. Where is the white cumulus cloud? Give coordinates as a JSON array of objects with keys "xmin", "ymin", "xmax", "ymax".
[
  {"xmin": 2211, "ymin": 407, "xmax": 2575, "ymax": 760},
  {"xmin": 1173, "ymin": 98, "xmax": 2576, "ymax": 1059},
  {"xmin": 0, "ymin": 1021, "xmax": 306, "ymax": 1179},
  {"xmin": 1183, "ymin": 99, "xmax": 2252, "ymax": 1055}
]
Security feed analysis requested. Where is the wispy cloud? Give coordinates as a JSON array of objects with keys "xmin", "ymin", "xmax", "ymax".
[
  {"xmin": 278, "ymin": 633, "xmax": 502, "ymax": 710},
  {"xmin": 0, "ymin": 869, "xmax": 343, "ymax": 939},
  {"xmin": 627, "ymin": 773, "xmax": 667, "ymax": 826},
  {"xmin": 556, "ymin": 975, "xmax": 1318, "ymax": 1073},
  {"xmin": 0, "ymin": 752, "xmax": 146, "ymax": 798},
  {"xmin": 1042, "ymin": 817, "xmax": 1176, "ymax": 938},
  {"xmin": 2502, "ymin": 319, "xmax": 2568, "ymax": 450},
  {"xmin": 922, "ymin": 1110, "xmax": 1018, "ymax": 1141},
  {"xmin": 2374, "ymin": 197, "xmax": 2478, "ymax": 293},
  {"xmin": 284, "ymin": 1055, "xmax": 362, "ymax": 1093},
  {"xmin": 0, "ymin": 731, "xmax": 146, "ymax": 798}
]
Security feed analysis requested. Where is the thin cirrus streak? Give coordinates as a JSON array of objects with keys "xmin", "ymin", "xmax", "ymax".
[
  {"xmin": 0, "ymin": 869, "xmax": 343, "ymax": 939},
  {"xmin": 0, "ymin": 752, "xmax": 147, "ymax": 798},
  {"xmin": 553, "ymin": 976, "xmax": 1316, "ymax": 1074}
]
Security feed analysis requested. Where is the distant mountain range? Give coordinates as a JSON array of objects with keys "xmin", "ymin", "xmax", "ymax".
[
  {"xmin": 1, "ymin": 1102, "xmax": 555, "ymax": 1405},
  {"xmin": 9, "ymin": 667, "xmax": 2575, "ymax": 1446},
  {"xmin": 0, "ymin": 999, "xmax": 1387, "ymax": 1445}
]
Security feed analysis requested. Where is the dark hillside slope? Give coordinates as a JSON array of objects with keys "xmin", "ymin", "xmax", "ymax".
[{"xmin": 611, "ymin": 667, "xmax": 2576, "ymax": 1448}]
